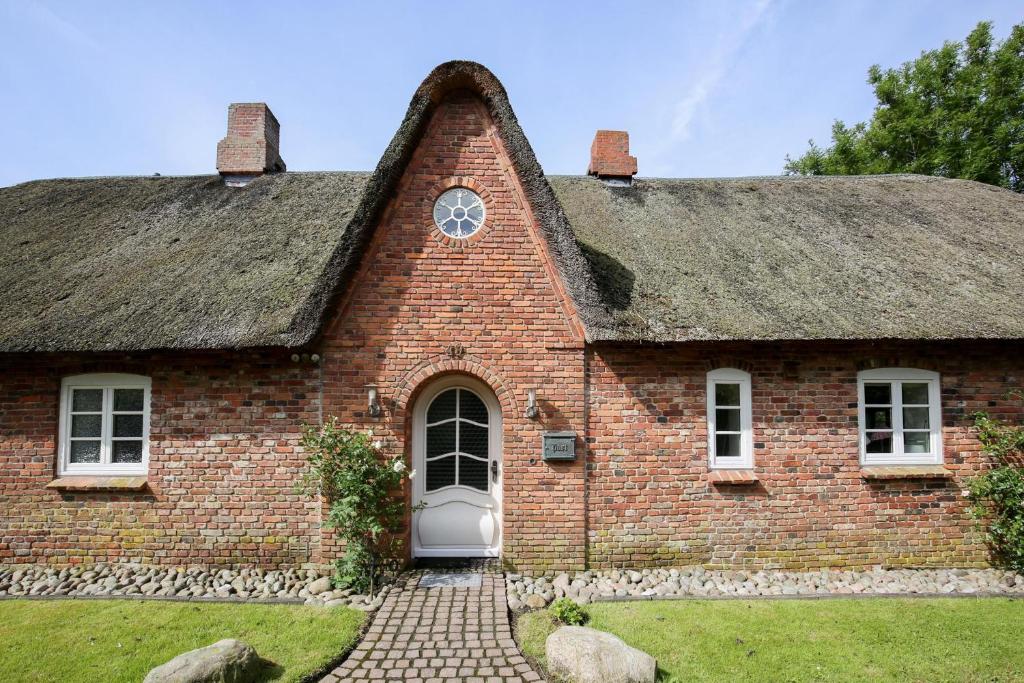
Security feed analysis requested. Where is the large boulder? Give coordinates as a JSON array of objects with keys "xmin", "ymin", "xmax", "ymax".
[
  {"xmin": 143, "ymin": 639, "xmax": 262, "ymax": 683},
  {"xmin": 546, "ymin": 626, "xmax": 656, "ymax": 683}
]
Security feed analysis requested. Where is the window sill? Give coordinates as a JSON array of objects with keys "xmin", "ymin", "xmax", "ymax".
[
  {"xmin": 860, "ymin": 465, "xmax": 952, "ymax": 481},
  {"xmin": 46, "ymin": 476, "xmax": 149, "ymax": 492},
  {"xmin": 709, "ymin": 470, "xmax": 758, "ymax": 485}
]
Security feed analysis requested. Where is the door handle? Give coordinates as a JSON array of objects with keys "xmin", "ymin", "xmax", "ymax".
[{"xmin": 491, "ymin": 460, "xmax": 498, "ymax": 483}]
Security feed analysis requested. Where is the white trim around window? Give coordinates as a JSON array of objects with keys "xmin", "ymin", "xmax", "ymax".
[
  {"xmin": 58, "ymin": 374, "xmax": 151, "ymax": 476},
  {"xmin": 857, "ymin": 368, "xmax": 942, "ymax": 466},
  {"xmin": 707, "ymin": 368, "xmax": 753, "ymax": 470}
]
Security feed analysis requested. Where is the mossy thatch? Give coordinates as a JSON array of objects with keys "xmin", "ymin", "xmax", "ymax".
[
  {"xmin": 552, "ymin": 174, "xmax": 1024, "ymax": 341},
  {"xmin": 0, "ymin": 172, "xmax": 368, "ymax": 351}
]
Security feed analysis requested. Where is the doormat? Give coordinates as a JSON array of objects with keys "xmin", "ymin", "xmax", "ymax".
[{"xmin": 418, "ymin": 572, "xmax": 482, "ymax": 588}]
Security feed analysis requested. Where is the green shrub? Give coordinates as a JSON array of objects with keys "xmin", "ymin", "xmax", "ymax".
[
  {"xmin": 299, "ymin": 420, "xmax": 419, "ymax": 594},
  {"xmin": 549, "ymin": 597, "xmax": 588, "ymax": 626},
  {"xmin": 968, "ymin": 397, "xmax": 1024, "ymax": 573}
]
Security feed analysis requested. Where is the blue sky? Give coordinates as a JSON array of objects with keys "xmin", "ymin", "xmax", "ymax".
[{"xmin": 1, "ymin": 1, "xmax": 1020, "ymax": 187}]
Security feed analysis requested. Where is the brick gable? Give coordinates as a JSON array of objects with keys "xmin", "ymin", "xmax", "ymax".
[{"xmin": 316, "ymin": 91, "xmax": 587, "ymax": 570}]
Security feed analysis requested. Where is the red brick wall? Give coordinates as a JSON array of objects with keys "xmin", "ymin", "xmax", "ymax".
[
  {"xmin": 2, "ymin": 92, "xmax": 1020, "ymax": 575},
  {"xmin": 586, "ymin": 341, "xmax": 1023, "ymax": 569},
  {"xmin": 0, "ymin": 352, "xmax": 321, "ymax": 567},
  {"xmin": 315, "ymin": 91, "xmax": 588, "ymax": 572}
]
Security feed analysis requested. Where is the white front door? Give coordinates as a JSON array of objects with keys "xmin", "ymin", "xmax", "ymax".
[{"xmin": 412, "ymin": 376, "xmax": 502, "ymax": 557}]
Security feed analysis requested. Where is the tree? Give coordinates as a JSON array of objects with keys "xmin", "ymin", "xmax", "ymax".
[{"xmin": 785, "ymin": 21, "xmax": 1024, "ymax": 192}]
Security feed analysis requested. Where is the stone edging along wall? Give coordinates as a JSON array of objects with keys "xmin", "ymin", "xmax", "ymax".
[{"xmin": 505, "ymin": 567, "xmax": 1024, "ymax": 610}]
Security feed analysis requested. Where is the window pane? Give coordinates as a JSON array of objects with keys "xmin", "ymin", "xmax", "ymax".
[
  {"xmin": 715, "ymin": 408, "xmax": 741, "ymax": 432},
  {"xmin": 903, "ymin": 407, "xmax": 930, "ymax": 430},
  {"xmin": 902, "ymin": 383, "xmax": 930, "ymax": 405},
  {"xmin": 425, "ymin": 455, "xmax": 456, "ymax": 492},
  {"xmin": 72, "ymin": 388, "xmax": 103, "ymax": 412},
  {"xmin": 904, "ymin": 432, "xmax": 931, "ymax": 453},
  {"xmin": 113, "ymin": 414, "xmax": 143, "ymax": 438},
  {"xmin": 715, "ymin": 383, "xmax": 740, "ymax": 406},
  {"xmin": 112, "ymin": 440, "xmax": 143, "ymax": 463},
  {"xmin": 460, "ymin": 423, "xmax": 488, "ymax": 458},
  {"xmin": 864, "ymin": 383, "xmax": 891, "ymax": 404},
  {"xmin": 459, "ymin": 390, "xmax": 488, "ymax": 424},
  {"xmin": 866, "ymin": 432, "xmax": 893, "ymax": 454},
  {"xmin": 70, "ymin": 440, "xmax": 101, "ymax": 463},
  {"xmin": 427, "ymin": 389, "xmax": 457, "ymax": 423},
  {"xmin": 458, "ymin": 455, "xmax": 488, "ymax": 491},
  {"xmin": 71, "ymin": 414, "xmax": 102, "ymax": 438},
  {"xmin": 716, "ymin": 433, "xmax": 741, "ymax": 458},
  {"xmin": 113, "ymin": 388, "xmax": 144, "ymax": 412},
  {"xmin": 865, "ymin": 407, "xmax": 892, "ymax": 430},
  {"xmin": 426, "ymin": 421, "xmax": 456, "ymax": 458}
]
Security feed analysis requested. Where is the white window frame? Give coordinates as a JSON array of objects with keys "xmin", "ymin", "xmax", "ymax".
[
  {"xmin": 707, "ymin": 368, "xmax": 754, "ymax": 470},
  {"xmin": 58, "ymin": 374, "xmax": 151, "ymax": 476},
  {"xmin": 857, "ymin": 368, "xmax": 942, "ymax": 466}
]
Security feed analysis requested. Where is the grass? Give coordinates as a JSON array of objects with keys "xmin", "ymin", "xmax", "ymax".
[
  {"xmin": 0, "ymin": 599, "xmax": 365, "ymax": 683},
  {"xmin": 517, "ymin": 597, "xmax": 1024, "ymax": 682}
]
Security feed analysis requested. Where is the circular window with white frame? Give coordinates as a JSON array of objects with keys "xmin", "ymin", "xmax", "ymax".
[{"xmin": 432, "ymin": 187, "xmax": 485, "ymax": 239}]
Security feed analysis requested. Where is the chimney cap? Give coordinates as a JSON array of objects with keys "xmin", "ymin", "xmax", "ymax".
[{"xmin": 588, "ymin": 130, "xmax": 637, "ymax": 183}]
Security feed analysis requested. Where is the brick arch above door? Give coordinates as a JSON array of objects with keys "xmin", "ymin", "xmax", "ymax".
[{"xmin": 390, "ymin": 354, "xmax": 519, "ymax": 424}]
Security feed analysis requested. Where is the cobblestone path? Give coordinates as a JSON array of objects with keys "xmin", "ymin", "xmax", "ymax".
[{"xmin": 321, "ymin": 563, "xmax": 541, "ymax": 682}]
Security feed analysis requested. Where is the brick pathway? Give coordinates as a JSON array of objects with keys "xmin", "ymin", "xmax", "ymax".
[{"xmin": 321, "ymin": 563, "xmax": 541, "ymax": 682}]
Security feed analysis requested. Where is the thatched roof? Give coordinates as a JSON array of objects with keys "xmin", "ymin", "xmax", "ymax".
[
  {"xmin": 2, "ymin": 61, "xmax": 1022, "ymax": 352},
  {"xmin": 0, "ymin": 173, "xmax": 369, "ymax": 351},
  {"xmin": 552, "ymin": 174, "xmax": 1024, "ymax": 341}
]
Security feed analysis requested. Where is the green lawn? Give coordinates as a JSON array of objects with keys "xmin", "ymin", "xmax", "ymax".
[
  {"xmin": 0, "ymin": 599, "xmax": 365, "ymax": 683},
  {"xmin": 517, "ymin": 597, "xmax": 1024, "ymax": 682}
]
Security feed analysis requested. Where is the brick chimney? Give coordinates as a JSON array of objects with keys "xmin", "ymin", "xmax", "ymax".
[
  {"xmin": 216, "ymin": 103, "xmax": 286, "ymax": 185},
  {"xmin": 587, "ymin": 130, "xmax": 637, "ymax": 184}
]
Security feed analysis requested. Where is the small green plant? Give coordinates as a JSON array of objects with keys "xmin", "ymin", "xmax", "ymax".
[
  {"xmin": 549, "ymin": 597, "xmax": 588, "ymax": 626},
  {"xmin": 299, "ymin": 419, "xmax": 419, "ymax": 594},
  {"xmin": 968, "ymin": 392, "xmax": 1024, "ymax": 573}
]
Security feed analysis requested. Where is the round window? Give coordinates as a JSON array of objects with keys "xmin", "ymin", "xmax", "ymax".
[{"xmin": 433, "ymin": 188, "xmax": 485, "ymax": 239}]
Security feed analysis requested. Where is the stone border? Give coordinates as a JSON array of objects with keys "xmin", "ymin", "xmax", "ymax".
[
  {"xmin": 589, "ymin": 591, "xmax": 1021, "ymax": 603},
  {"xmin": 0, "ymin": 593, "xmax": 305, "ymax": 605},
  {"xmin": 507, "ymin": 567, "xmax": 1024, "ymax": 610},
  {"xmin": 0, "ymin": 563, "xmax": 391, "ymax": 612}
]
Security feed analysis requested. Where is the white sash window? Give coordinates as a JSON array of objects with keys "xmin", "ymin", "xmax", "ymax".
[
  {"xmin": 857, "ymin": 368, "xmax": 942, "ymax": 465},
  {"xmin": 59, "ymin": 374, "xmax": 151, "ymax": 476},
  {"xmin": 707, "ymin": 368, "xmax": 754, "ymax": 470}
]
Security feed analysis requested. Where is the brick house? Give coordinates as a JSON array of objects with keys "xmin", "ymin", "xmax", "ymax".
[{"xmin": 1, "ymin": 61, "xmax": 1022, "ymax": 573}]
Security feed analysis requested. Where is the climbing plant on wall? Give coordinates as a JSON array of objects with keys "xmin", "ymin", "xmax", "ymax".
[
  {"xmin": 300, "ymin": 419, "xmax": 418, "ymax": 594},
  {"xmin": 968, "ymin": 391, "xmax": 1024, "ymax": 572}
]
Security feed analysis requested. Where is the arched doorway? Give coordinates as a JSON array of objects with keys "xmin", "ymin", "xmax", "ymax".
[{"xmin": 411, "ymin": 375, "xmax": 502, "ymax": 557}]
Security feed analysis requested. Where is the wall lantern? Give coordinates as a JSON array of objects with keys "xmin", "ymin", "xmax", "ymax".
[
  {"xmin": 367, "ymin": 385, "xmax": 382, "ymax": 418},
  {"xmin": 525, "ymin": 388, "xmax": 539, "ymax": 420}
]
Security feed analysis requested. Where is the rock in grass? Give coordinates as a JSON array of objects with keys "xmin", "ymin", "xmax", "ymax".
[
  {"xmin": 143, "ymin": 639, "xmax": 262, "ymax": 683},
  {"xmin": 546, "ymin": 626, "xmax": 656, "ymax": 683}
]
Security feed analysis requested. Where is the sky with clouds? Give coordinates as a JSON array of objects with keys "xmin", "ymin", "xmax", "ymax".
[{"xmin": 0, "ymin": 1, "xmax": 1020, "ymax": 186}]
